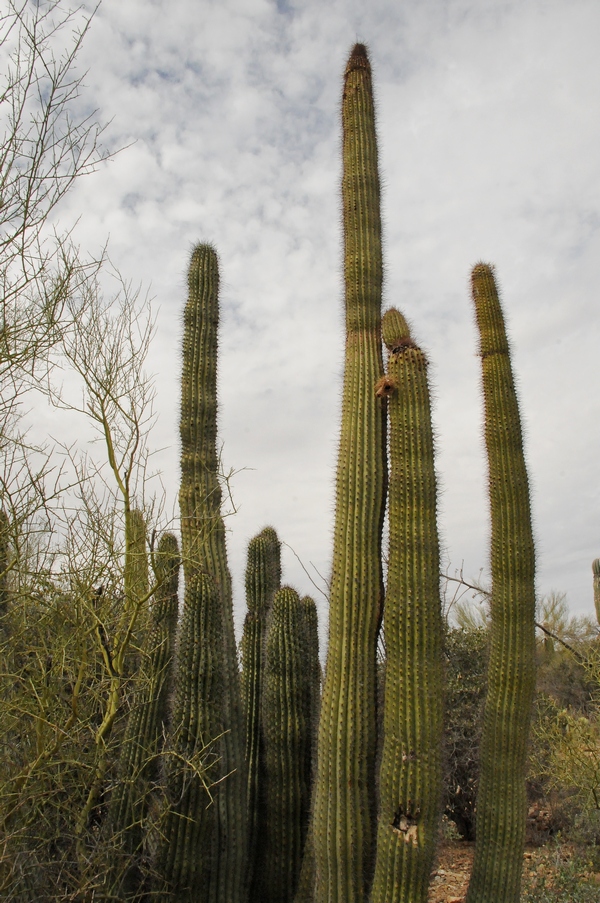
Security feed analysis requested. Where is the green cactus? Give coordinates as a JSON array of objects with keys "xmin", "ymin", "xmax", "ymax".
[
  {"xmin": 109, "ymin": 531, "xmax": 180, "ymax": 896},
  {"xmin": 593, "ymin": 559, "xmax": 600, "ymax": 625},
  {"xmin": 313, "ymin": 42, "xmax": 387, "ymax": 903},
  {"xmin": 124, "ymin": 507, "xmax": 149, "ymax": 617},
  {"xmin": 257, "ymin": 586, "xmax": 313, "ymax": 903},
  {"xmin": 298, "ymin": 594, "xmax": 320, "ymax": 770},
  {"xmin": 177, "ymin": 243, "xmax": 248, "ymax": 903},
  {"xmin": 371, "ymin": 309, "xmax": 444, "ymax": 903},
  {"xmin": 156, "ymin": 571, "xmax": 223, "ymax": 902},
  {"xmin": 465, "ymin": 264, "xmax": 536, "ymax": 903},
  {"xmin": 292, "ymin": 596, "xmax": 321, "ymax": 903},
  {"xmin": 240, "ymin": 526, "xmax": 281, "ymax": 897}
]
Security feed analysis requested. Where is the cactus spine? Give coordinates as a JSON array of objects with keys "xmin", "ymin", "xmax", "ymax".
[
  {"xmin": 157, "ymin": 571, "xmax": 223, "ymax": 901},
  {"xmin": 465, "ymin": 264, "xmax": 536, "ymax": 903},
  {"xmin": 241, "ymin": 526, "xmax": 281, "ymax": 897},
  {"xmin": 313, "ymin": 42, "xmax": 387, "ymax": 903},
  {"xmin": 593, "ymin": 559, "xmax": 600, "ymax": 625},
  {"xmin": 177, "ymin": 243, "xmax": 248, "ymax": 902},
  {"xmin": 371, "ymin": 309, "xmax": 444, "ymax": 903},
  {"xmin": 259, "ymin": 586, "xmax": 313, "ymax": 903},
  {"xmin": 109, "ymin": 531, "xmax": 180, "ymax": 895}
]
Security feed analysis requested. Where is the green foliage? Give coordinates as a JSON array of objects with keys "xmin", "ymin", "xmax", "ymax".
[{"xmin": 521, "ymin": 842, "xmax": 600, "ymax": 902}]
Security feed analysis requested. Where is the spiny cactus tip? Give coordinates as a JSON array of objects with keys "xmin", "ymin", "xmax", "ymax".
[{"xmin": 382, "ymin": 307, "xmax": 411, "ymax": 351}]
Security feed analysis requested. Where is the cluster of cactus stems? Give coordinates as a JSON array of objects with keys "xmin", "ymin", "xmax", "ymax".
[{"xmin": 65, "ymin": 40, "xmax": 540, "ymax": 903}]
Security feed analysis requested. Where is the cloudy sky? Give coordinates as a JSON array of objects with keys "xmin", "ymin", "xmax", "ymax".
[{"xmin": 35, "ymin": 0, "xmax": 600, "ymax": 633}]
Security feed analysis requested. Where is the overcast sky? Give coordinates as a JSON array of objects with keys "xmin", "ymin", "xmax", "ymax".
[{"xmin": 39, "ymin": 0, "xmax": 600, "ymax": 634}]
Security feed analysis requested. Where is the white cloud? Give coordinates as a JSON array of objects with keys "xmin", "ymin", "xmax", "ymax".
[{"xmin": 33, "ymin": 0, "xmax": 600, "ymax": 632}]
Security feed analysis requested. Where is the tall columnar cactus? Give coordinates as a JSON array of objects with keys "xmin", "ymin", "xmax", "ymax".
[
  {"xmin": 257, "ymin": 586, "xmax": 313, "ymax": 903},
  {"xmin": 178, "ymin": 243, "xmax": 248, "ymax": 903},
  {"xmin": 109, "ymin": 531, "xmax": 180, "ymax": 896},
  {"xmin": 298, "ymin": 594, "xmax": 320, "ymax": 767},
  {"xmin": 465, "ymin": 264, "xmax": 536, "ymax": 903},
  {"xmin": 241, "ymin": 526, "xmax": 281, "ymax": 897},
  {"xmin": 156, "ymin": 571, "xmax": 223, "ymax": 901},
  {"xmin": 592, "ymin": 560, "xmax": 600, "ymax": 625},
  {"xmin": 371, "ymin": 309, "xmax": 444, "ymax": 903},
  {"xmin": 313, "ymin": 42, "xmax": 387, "ymax": 903}
]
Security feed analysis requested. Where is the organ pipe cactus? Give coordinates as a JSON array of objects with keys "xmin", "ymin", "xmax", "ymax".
[
  {"xmin": 371, "ymin": 309, "xmax": 444, "ymax": 903},
  {"xmin": 156, "ymin": 571, "xmax": 223, "ymax": 901},
  {"xmin": 109, "ymin": 531, "xmax": 180, "ymax": 896},
  {"xmin": 177, "ymin": 243, "xmax": 248, "ymax": 903},
  {"xmin": 465, "ymin": 264, "xmax": 536, "ymax": 903},
  {"xmin": 241, "ymin": 526, "xmax": 281, "ymax": 897},
  {"xmin": 258, "ymin": 586, "xmax": 313, "ymax": 903},
  {"xmin": 313, "ymin": 42, "xmax": 387, "ymax": 903},
  {"xmin": 592, "ymin": 559, "xmax": 600, "ymax": 625}
]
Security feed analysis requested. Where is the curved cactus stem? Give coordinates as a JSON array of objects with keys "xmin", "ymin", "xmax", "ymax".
[
  {"xmin": 313, "ymin": 42, "xmax": 387, "ymax": 903},
  {"xmin": 371, "ymin": 309, "xmax": 444, "ymax": 903},
  {"xmin": 465, "ymin": 264, "xmax": 536, "ymax": 903}
]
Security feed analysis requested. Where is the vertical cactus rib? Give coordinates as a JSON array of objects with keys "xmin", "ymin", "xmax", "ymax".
[
  {"xmin": 157, "ymin": 571, "xmax": 223, "ymax": 902},
  {"xmin": 259, "ymin": 586, "xmax": 313, "ymax": 903},
  {"xmin": 465, "ymin": 264, "xmax": 536, "ymax": 903},
  {"xmin": 241, "ymin": 526, "xmax": 281, "ymax": 899},
  {"xmin": 109, "ymin": 531, "xmax": 180, "ymax": 896},
  {"xmin": 178, "ymin": 243, "xmax": 248, "ymax": 903},
  {"xmin": 313, "ymin": 42, "xmax": 387, "ymax": 903},
  {"xmin": 371, "ymin": 309, "xmax": 444, "ymax": 903}
]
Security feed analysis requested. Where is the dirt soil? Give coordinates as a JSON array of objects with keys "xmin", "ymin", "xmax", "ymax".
[{"xmin": 427, "ymin": 840, "xmax": 600, "ymax": 902}]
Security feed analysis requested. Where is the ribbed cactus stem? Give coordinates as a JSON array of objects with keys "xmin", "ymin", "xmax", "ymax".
[
  {"xmin": 292, "ymin": 596, "xmax": 321, "ymax": 903},
  {"xmin": 241, "ymin": 526, "xmax": 281, "ymax": 898},
  {"xmin": 465, "ymin": 264, "xmax": 536, "ymax": 903},
  {"xmin": 593, "ymin": 559, "xmax": 600, "ymax": 625},
  {"xmin": 124, "ymin": 507, "xmax": 149, "ymax": 613},
  {"xmin": 371, "ymin": 309, "xmax": 444, "ymax": 903},
  {"xmin": 157, "ymin": 571, "xmax": 223, "ymax": 901},
  {"xmin": 109, "ymin": 532, "xmax": 180, "ymax": 895},
  {"xmin": 178, "ymin": 243, "xmax": 248, "ymax": 902},
  {"xmin": 259, "ymin": 586, "xmax": 312, "ymax": 903},
  {"xmin": 313, "ymin": 42, "xmax": 387, "ymax": 903}
]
